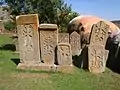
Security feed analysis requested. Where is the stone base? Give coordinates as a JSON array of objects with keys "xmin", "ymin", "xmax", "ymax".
[
  {"xmin": 13, "ymin": 51, "xmax": 19, "ymax": 54},
  {"xmin": 56, "ymin": 65, "xmax": 73, "ymax": 73},
  {"xmin": 89, "ymin": 68, "xmax": 106, "ymax": 74},
  {"xmin": 17, "ymin": 63, "xmax": 73, "ymax": 73}
]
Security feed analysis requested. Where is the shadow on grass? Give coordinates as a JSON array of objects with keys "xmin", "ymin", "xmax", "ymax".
[
  {"xmin": 72, "ymin": 43, "xmax": 120, "ymax": 74},
  {"xmin": 10, "ymin": 59, "xmax": 63, "ymax": 75},
  {"xmin": 106, "ymin": 44, "xmax": 120, "ymax": 74},
  {"xmin": 11, "ymin": 58, "xmax": 63, "ymax": 74},
  {"xmin": 0, "ymin": 44, "xmax": 16, "ymax": 51},
  {"xmin": 72, "ymin": 46, "xmax": 88, "ymax": 70},
  {"xmin": 11, "ymin": 58, "xmax": 20, "ymax": 65}
]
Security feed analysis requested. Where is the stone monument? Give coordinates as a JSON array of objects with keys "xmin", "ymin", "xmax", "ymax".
[
  {"xmin": 16, "ymin": 14, "xmax": 40, "ymax": 68},
  {"xmin": 70, "ymin": 31, "xmax": 81, "ymax": 56},
  {"xmin": 39, "ymin": 24, "xmax": 58, "ymax": 65},
  {"xmin": 88, "ymin": 21, "xmax": 109, "ymax": 73},
  {"xmin": 57, "ymin": 43, "xmax": 72, "ymax": 65},
  {"xmin": 58, "ymin": 33, "xmax": 69, "ymax": 43}
]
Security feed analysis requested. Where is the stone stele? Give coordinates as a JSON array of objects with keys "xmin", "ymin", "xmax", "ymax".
[
  {"xmin": 57, "ymin": 43, "xmax": 72, "ymax": 65},
  {"xmin": 88, "ymin": 21, "xmax": 109, "ymax": 73},
  {"xmin": 39, "ymin": 24, "xmax": 58, "ymax": 65},
  {"xmin": 58, "ymin": 33, "xmax": 69, "ymax": 43},
  {"xmin": 16, "ymin": 14, "xmax": 40, "ymax": 67},
  {"xmin": 70, "ymin": 31, "xmax": 81, "ymax": 56}
]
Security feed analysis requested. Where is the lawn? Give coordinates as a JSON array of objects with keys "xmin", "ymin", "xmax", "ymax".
[{"xmin": 0, "ymin": 34, "xmax": 120, "ymax": 90}]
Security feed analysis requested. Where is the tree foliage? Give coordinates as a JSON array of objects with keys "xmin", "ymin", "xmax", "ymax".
[
  {"xmin": 4, "ymin": 20, "xmax": 16, "ymax": 31},
  {"xmin": 5, "ymin": 0, "xmax": 79, "ymax": 32}
]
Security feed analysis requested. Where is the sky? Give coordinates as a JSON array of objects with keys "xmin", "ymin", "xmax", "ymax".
[
  {"xmin": 0, "ymin": 0, "xmax": 120, "ymax": 21},
  {"xmin": 65, "ymin": 0, "xmax": 120, "ymax": 21}
]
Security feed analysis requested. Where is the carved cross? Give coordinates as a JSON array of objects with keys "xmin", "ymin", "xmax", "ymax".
[{"xmin": 22, "ymin": 24, "xmax": 34, "ymax": 51}]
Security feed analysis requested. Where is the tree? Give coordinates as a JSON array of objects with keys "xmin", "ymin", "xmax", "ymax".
[
  {"xmin": 5, "ymin": 0, "xmax": 79, "ymax": 32},
  {"xmin": 4, "ymin": 20, "xmax": 16, "ymax": 31}
]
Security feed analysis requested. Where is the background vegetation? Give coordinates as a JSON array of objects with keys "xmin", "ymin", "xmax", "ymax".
[{"xmin": 4, "ymin": 0, "xmax": 79, "ymax": 32}]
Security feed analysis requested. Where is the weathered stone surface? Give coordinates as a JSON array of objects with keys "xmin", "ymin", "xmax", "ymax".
[
  {"xmin": 57, "ymin": 43, "xmax": 72, "ymax": 65},
  {"xmin": 58, "ymin": 33, "xmax": 69, "ymax": 43},
  {"xmin": 88, "ymin": 21, "xmax": 109, "ymax": 73},
  {"xmin": 16, "ymin": 14, "xmax": 39, "ymax": 26},
  {"xmin": 89, "ymin": 21, "xmax": 109, "ymax": 45},
  {"xmin": 70, "ymin": 31, "xmax": 81, "ymax": 56},
  {"xmin": 55, "ymin": 65, "xmax": 73, "ymax": 73},
  {"xmin": 14, "ymin": 37, "xmax": 19, "ymax": 51},
  {"xmin": 16, "ymin": 14, "xmax": 40, "ymax": 64},
  {"xmin": 0, "ymin": 20, "xmax": 4, "ymax": 33},
  {"xmin": 17, "ymin": 63, "xmax": 73, "ymax": 73},
  {"xmin": 39, "ymin": 24, "xmax": 58, "ymax": 65},
  {"xmin": 17, "ymin": 63, "xmax": 56, "ymax": 71},
  {"xmin": 88, "ymin": 45, "xmax": 106, "ymax": 73},
  {"xmin": 105, "ymin": 50, "xmax": 109, "ymax": 61}
]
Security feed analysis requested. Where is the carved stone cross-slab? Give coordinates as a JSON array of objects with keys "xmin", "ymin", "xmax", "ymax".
[
  {"xmin": 39, "ymin": 24, "xmax": 58, "ymax": 65},
  {"xmin": 58, "ymin": 33, "xmax": 69, "ymax": 43},
  {"xmin": 70, "ymin": 31, "xmax": 81, "ymax": 56},
  {"xmin": 57, "ymin": 43, "xmax": 72, "ymax": 65},
  {"xmin": 88, "ymin": 21, "xmax": 109, "ymax": 73},
  {"xmin": 16, "ymin": 14, "xmax": 40, "ymax": 65}
]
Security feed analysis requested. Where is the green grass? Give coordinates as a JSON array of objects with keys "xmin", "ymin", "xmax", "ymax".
[
  {"xmin": 0, "ymin": 34, "xmax": 120, "ymax": 90},
  {"xmin": 0, "ymin": 34, "xmax": 13, "ymax": 46}
]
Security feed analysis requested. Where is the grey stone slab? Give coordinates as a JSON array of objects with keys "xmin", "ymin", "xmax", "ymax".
[{"xmin": 70, "ymin": 31, "xmax": 81, "ymax": 56}]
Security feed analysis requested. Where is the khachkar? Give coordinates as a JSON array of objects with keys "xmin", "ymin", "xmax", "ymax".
[
  {"xmin": 16, "ymin": 14, "xmax": 41, "ymax": 69},
  {"xmin": 57, "ymin": 43, "xmax": 72, "ymax": 65},
  {"xmin": 39, "ymin": 24, "xmax": 58, "ymax": 65},
  {"xmin": 58, "ymin": 33, "xmax": 69, "ymax": 43},
  {"xmin": 88, "ymin": 21, "xmax": 109, "ymax": 73},
  {"xmin": 56, "ymin": 43, "xmax": 73, "ymax": 72},
  {"xmin": 39, "ymin": 24, "xmax": 73, "ymax": 72},
  {"xmin": 70, "ymin": 31, "xmax": 81, "ymax": 56}
]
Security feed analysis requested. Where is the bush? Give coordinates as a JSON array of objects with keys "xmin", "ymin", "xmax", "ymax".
[{"xmin": 4, "ymin": 21, "xmax": 16, "ymax": 31}]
